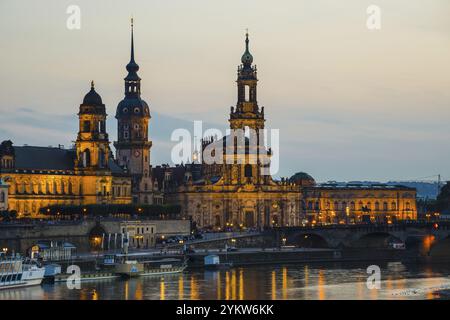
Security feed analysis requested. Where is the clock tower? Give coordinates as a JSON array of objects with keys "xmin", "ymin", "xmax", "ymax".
[{"xmin": 114, "ymin": 19, "xmax": 153, "ymax": 204}]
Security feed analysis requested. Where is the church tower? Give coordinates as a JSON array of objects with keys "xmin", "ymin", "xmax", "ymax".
[
  {"xmin": 227, "ymin": 32, "xmax": 270, "ymax": 186},
  {"xmin": 75, "ymin": 81, "xmax": 110, "ymax": 172},
  {"xmin": 114, "ymin": 19, "xmax": 153, "ymax": 204},
  {"xmin": 229, "ymin": 32, "xmax": 265, "ymax": 131}
]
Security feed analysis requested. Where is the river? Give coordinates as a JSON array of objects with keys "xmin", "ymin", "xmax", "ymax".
[{"xmin": 1, "ymin": 262, "xmax": 450, "ymax": 300}]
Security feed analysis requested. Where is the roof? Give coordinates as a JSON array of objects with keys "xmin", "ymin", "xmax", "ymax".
[
  {"xmin": 290, "ymin": 172, "xmax": 315, "ymax": 182},
  {"xmin": 9, "ymin": 145, "xmax": 127, "ymax": 175},
  {"xmin": 14, "ymin": 146, "xmax": 75, "ymax": 171},
  {"xmin": 306, "ymin": 183, "xmax": 416, "ymax": 191}
]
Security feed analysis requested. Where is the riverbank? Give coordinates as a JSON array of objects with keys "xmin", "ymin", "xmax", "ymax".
[
  {"xmin": 186, "ymin": 247, "xmax": 420, "ymax": 267},
  {"xmin": 49, "ymin": 246, "xmax": 438, "ymax": 274}
]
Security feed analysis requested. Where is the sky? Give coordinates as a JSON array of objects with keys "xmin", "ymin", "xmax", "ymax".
[{"xmin": 0, "ymin": 0, "xmax": 449, "ymax": 182}]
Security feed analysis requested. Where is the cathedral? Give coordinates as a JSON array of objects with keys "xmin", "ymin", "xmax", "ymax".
[
  {"xmin": 153, "ymin": 32, "xmax": 301, "ymax": 229},
  {"xmin": 0, "ymin": 24, "xmax": 417, "ymax": 224}
]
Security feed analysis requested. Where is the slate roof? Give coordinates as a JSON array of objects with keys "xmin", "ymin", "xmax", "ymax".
[
  {"xmin": 10, "ymin": 145, "xmax": 127, "ymax": 175},
  {"xmin": 14, "ymin": 146, "xmax": 75, "ymax": 171}
]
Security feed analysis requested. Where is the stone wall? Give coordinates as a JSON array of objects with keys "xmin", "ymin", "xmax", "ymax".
[{"xmin": 0, "ymin": 219, "xmax": 191, "ymax": 254}]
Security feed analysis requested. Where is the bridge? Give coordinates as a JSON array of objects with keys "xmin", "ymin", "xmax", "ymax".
[{"xmin": 274, "ymin": 222, "xmax": 450, "ymax": 254}]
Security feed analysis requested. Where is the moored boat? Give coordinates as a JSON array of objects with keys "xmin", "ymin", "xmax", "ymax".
[{"xmin": 0, "ymin": 253, "xmax": 45, "ymax": 290}]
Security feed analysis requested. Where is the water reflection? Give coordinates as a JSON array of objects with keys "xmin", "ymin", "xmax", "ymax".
[{"xmin": 1, "ymin": 262, "xmax": 450, "ymax": 300}]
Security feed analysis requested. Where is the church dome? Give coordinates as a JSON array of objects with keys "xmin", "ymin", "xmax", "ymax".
[
  {"xmin": 82, "ymin": 81, "xmax": 103, "ymax": 106},
  {"xmin": 289, "ymin": 172, "xmax": 316, "ymax": 186},
  {"xmin": 116, "ymin": 97, "xmax": 150, "ymax": 118}
]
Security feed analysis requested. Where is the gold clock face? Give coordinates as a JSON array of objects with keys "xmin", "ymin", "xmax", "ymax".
[{"xmin": 134, "ymin": 150, "xmax": 141, "ymax": 157}]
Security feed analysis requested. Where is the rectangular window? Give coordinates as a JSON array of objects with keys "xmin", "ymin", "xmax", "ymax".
[{"xmin": 83, "ymin": 120, "xmax": 90, "ymax": 132}]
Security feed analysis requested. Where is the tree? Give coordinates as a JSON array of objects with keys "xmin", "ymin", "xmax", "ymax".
[{"xmin": 436, "ymin": 181, "xmax": 450, "ymax": 213}]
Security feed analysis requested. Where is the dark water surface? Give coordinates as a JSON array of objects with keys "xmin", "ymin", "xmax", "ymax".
[{"xmin": 1, "ymin": 262, "xmax": 450, "ymax": 300}]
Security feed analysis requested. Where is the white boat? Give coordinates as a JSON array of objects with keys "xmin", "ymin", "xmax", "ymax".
[{"xmin": 0, "ymin": 254, "xmax": 45, "ymax": 290}]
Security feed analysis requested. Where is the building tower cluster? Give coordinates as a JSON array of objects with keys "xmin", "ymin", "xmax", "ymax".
[{"xmin": 0, "ymin": 23, "xmax": 418, "ymax": 225}]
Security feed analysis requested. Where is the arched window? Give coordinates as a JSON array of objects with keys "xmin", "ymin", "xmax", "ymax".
[
  {"xmin": 333, "ymin": 201, "xmax": 339, "ymax": 210},
  {"xmin": 406, "ymin": 202, "xmax": 410, "ymax": 210},
  {"xmin": 350, "ymin": 202, "xmax": 355, "ymax": 210},
  {"xmin": 0, "ymin": 191, "xmax": 4, "ymax": 202},
  {"xmin": 244, "ymin": 85, "xmax": 250, "ymax": 102},
  {"xmin": 244, "ymin": 164, "xmax": 252, "ymax": 178},
  {"xmin": 375, "ymin": 202, "xmax": 380, "ymax": 211},
  {"xmin": 383, "ymin": 202, "xmax": 388, "ymax": 211},
  {"xmin": 99, "ymin": 150, "xmax": 105, "ymax": 168},
  {"xmin": 83, "ymin": 120, "xmax": 90, "ymax": 132},
  {"xmin": 391, "ymin": 202, "xmax": 396, "ymax": 210},
  {"xmin": 83, "ymin": 149, "xmax": 91, "ymax": 167}
]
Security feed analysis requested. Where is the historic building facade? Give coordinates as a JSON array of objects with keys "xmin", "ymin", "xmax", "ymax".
[
  {"xmin": 0, "ymin": 27, "xmax": 418, "ymax": 224},
  {"xmin": 154, "ymin": 34, "xmax": 302, "ymax": 229},
  {"xmin": 0, "ymin": 22, "xmax": 164, "ymax": 217},
  {"xmin": 0, "ymin": 82, "xmax": 132, "ymax": 217},
  {"xmin": 153, "ymin": 34, "xmax": 418, "ymax": 229},
  {"xmin": 301, "ymin": 183, "xmax": 417, "ymax": 225},
  {"xmin": 0, "ymin": 178, "xmax": 8, "ymax": 211}
]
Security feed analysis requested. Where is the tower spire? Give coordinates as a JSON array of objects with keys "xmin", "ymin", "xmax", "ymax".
[
  {"xmin": 124, "ymin": 17, "xmax": 141, "ymax": 96},
  {"xmin": 245, "ymin": 28, "xmax": 249, "ymax": 51},
  {"xmin": 241, "ymin": 29, "xmax": 253, "ymax": 67},
  {"xmin": 130, "ymin": 17, "xmax": 135, "ymax": 62}
]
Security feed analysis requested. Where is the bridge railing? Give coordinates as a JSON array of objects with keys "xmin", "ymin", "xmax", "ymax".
[{"xmin": 274, "ymin": 221, "xmax": 450, "ymax": 232}]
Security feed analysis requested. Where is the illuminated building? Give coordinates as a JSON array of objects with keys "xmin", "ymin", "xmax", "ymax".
[
  {"xmin": 301, "ymin": 183, "xmax": 417, "ymax": 224},
  {"xmin": 0, "ymin": 178, "xmax": 8, "ymax": 211},
  {"xmin": 152, "ymin": 34, "xmax": 418, "ymax": 229},
  {"xmin": 153, "ymin": 33, "xmax": 301, "ymax": 229},
  {"xmin": 0, "ymin": 82, "xmax": 132, "ymax": 217},
  {"xmin": 0, "ymin": 29, "xmax": 418, "ymax": 224}
]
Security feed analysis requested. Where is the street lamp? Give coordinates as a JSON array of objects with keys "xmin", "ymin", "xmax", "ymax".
[
  {"xmin": 282, "ymin": 237, "xmax": 287, "ymax": 246},
  {"xmin": 346, "ymin": 206, "xmax": 350, "ymax": 225}
]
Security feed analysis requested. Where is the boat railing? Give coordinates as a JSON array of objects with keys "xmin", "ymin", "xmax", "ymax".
[{"xmin": 0, "ymin": 255, "xmax": 23, "ymax": 287}]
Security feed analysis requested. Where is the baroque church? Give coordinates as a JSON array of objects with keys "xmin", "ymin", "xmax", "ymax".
[
  {"xmin": 0, "ymin": 23, "xmax": 417, "ymax": 225},
  {"xmin": 153, "ymin": 33, "xmax": 301, "ymax": 229}
]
